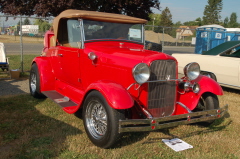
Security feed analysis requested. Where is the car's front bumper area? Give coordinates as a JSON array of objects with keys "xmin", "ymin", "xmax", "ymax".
[{"xmin": 119, "ymin": 105, "xmax": 228, "ymax": 133}]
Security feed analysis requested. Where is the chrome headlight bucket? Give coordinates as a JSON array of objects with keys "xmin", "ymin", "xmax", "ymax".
[
  {"xmin": 184, "ymin": 62, "xmax": 200, "ymax": 81},
  {"xmin": 178, "ymin": 82, "xmax": 200, "ymax": 93},
  {"xmin": 192, "ymin": 83, "xmax": 200, "ymax": 93},
  {"xmin": 132, "ymin": 63, "xmax": 150, "ymax": 84}
]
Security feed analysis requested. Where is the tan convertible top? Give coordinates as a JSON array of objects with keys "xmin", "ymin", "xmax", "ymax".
[{"xmin": 53, "ymin": 9, "xmax": 147, "ymax": 39}]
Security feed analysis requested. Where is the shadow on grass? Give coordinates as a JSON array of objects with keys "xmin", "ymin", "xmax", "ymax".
[
  {"xmin": 0, "ymin": 79, "xmax": 30, "ymax": 96},
  {"xmin": 113, "ymin": 132, "xmax": 150, "ymax": 148},
  {"xmin": 0, "ymin": 94, "xmax": 82, "ymax": 158},
  {"xmin": 141, "ymin": 117, "xmax": 232, "ymax": 145},
  {"xmin": 222, "ymin": 86, "xmax": 240, "ymax": 94}
]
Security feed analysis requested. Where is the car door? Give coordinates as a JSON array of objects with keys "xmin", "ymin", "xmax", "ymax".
[
  {"xmin": 57, "ymin": 46, "xmax": 82, "ymax": 87},
  {"xmin": 200, "ymin": 55, "xmax": 240, "ymax": 86},
  {"xmin": 51, "ymin": 19, "xmax": 83, "ymax": 88}
]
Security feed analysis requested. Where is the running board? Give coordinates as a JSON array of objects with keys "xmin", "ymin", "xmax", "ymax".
[{"xmin": 42, "ymin": 90, "xmax": 78, "ymax": 107}]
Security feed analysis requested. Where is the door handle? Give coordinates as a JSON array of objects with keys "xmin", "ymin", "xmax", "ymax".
[{"xmin": 58, "ymin": 54, "xmax": 63, "ymax": 57}]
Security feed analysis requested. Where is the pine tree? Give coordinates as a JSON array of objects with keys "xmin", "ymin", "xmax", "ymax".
[
  {"xmin": 223, "ymin": 17, "xmax": 229, "ymax": 28},
  {"xmin": 160, "ymin": 7, "xmax": 173, "ymax": 34},
  {"xmin": 23, "ymin": 18, "xmax": 31, "ymax": 25},
  {"xmin": 202, "ymin": 0, "xmax": 223, "ymax": 25},
  {"xmin": 228, "ymin": 12, "xmax": 238, "ymax": 28}
]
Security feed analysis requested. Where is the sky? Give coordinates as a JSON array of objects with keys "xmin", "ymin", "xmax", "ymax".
[
  {"xmin": 1, "ymin": 0, "xmax": 240, "ymax": 26},
  {"xmin": 153, "ymin": 0, "xmax": 240, "ymax": 23}
]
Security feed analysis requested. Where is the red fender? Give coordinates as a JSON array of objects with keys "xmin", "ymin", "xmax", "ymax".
[
  {"xmin": 86, "ymin": 80, "xmax": 134, "ymax": 109},
  {"xmin": 176, "ymin": 75, "xmax": 223, "ymax": 114},
  {"xmin": 32, "ymin": 57, "xmax": 55, "ymax": 92}
]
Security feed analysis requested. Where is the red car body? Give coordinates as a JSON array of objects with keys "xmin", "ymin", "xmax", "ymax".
[
  {"xmin": 29, "ymin": 10, "xmax": 228, "ymax": 148},
  {"xmin": 36, "ymin": 41, "xmax": 223, "ymax": 113}
]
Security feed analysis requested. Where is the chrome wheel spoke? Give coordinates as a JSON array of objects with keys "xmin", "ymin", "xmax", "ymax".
[
  {"xmin": 30, "ymin": 73, "xmax": 36, "ymax": 92},
  {"xmin": 86, "ymin": 100, "xmax": 108, "ymax": 139}
]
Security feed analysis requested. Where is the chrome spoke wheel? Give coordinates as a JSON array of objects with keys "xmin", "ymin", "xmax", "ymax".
[
  {"xmin": 30, "ymin": 72, "xmax": 37, "ymax": 93},
  {"xmin": 83, "ymin": 91, "xmax": 125, "ymax": 148},
  {"xmin": 85, "ymin": 100, "xmax": 107, "ymax": 139},
  {"xmin": 29, "ymin": 63, "xmax": 45, "ymax": 98}
]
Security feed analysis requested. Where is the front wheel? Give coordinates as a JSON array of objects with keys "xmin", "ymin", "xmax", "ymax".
[
  {"xmin": 29, "ymin": 63, "xmax": 45, "ymax": 98},
  {"xmin": 201, "ymin": 71, "xmax": 217, "ymax": 81},
  {"xmin": 194, "ymin": 92, "xmax": 219, "ymax": 125},
  {"xmin": 83, "ymin": 91, "xmax": 125, "ymax": 148}
]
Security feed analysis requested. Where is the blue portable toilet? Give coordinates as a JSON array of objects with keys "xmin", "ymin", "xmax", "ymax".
[
  {"xmin": 226, "ymin": 28, "xmax": 240, "ymax": 51},
  {"xmin": 226, "ymin": 28, "xmax": 240, "ymax": 41},
  {"xmin": 195, "ymin": 25, "xmax": 226, "ymax": 54}
]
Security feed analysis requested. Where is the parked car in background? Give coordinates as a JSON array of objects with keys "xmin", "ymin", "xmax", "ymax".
[
  {"xmin": 172, "ymin": 41, "xmax": 240, "ymax": 90},
  {"xmin": 145, "ymin": 40, "xmax": 162, "ymax": 52},
  {"xmin": 29, "ymin": 9, "xmax": 228, "ymax": 148}
]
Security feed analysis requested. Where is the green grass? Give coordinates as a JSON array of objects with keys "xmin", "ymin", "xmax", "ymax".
[
  {"xmin": 0, "ymin": 35, "xmax": 43, "ymax": 44},
  {"xmin": 7, "ymin": 54, "xmax": 37, "ymax": 71},
  {"xmin": 0, "ymin": 90, "xmax": 239, "ymax": 158},
  {"xmin": 0, "ymin": 55, "xmax": 37, "ymax": 78}
]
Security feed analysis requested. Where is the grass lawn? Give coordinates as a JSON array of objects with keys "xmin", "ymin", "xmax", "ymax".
[
  {"xmin": 0, "ymin": 55, "xmax": 36, "ymax": 79},
  {"xmin": 0, "ymin": 35, "xmax": 239, "ymax": 158},
  {"xmin": 0, "ymin": 88, "xmax": 239, "ymax": 158},
  {"xmin": 0, "ymin": 35, "xmax": 43, "ymax": 43}
]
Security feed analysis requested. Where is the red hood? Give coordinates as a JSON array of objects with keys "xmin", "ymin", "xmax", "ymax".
[{"xmin": 84, "ymin": 41, "xmax": 175, "ymax": 66}]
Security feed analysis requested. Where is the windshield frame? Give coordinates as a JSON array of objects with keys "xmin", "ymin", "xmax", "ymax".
[{"xmin": 81, "ymin": 19, "xmax": 145, "ymax": 45}]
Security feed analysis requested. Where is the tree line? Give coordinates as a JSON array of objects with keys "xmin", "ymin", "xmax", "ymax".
[
  {"xmin": 146, "ymin": 0, "xmax": 239, "ymax": 36},
  {"xmin": 0, "ymin": 0, "xmax": 239, "ymax": 36}
]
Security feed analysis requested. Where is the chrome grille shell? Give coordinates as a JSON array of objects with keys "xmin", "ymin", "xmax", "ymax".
[{"xmin": 148, "ymin": 60, "xmax": 177, "ymax": 117}]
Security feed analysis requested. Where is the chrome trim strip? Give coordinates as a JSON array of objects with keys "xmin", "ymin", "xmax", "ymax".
[
  {"xmin": 219, "ymin": 82, "xmax": 240, "ymax": 88},
  {"xmin": 141, "ymin": 107, "xmax": 153, "ymax": 119},
  {"xmin": 146, "ymin": 79, "xmax": 183, "ymax": 83},
  {"xmin": 127, "ymin": 79, "xmax": 182, "ymax": 90},
  {"xmin": 79, "ymin": 19, "xmax": 85, "ymax": 49},
  {"xmin": 142, "ymin": 24, "xmax": 145, "ymax": 44},
  {"xmin": 176, "ymin": 102, "xmax": 192, "ymax": 113},
  {"xmin": 119, "ymin": 105, "xmax": 228, "ymax": 133}
]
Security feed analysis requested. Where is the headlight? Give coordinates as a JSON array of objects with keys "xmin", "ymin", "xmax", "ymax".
[
  {"xmin": 132, "ymin": 63, "xmax": 150, "ymax": 84},
  {"xmin": 192, "ymin": 83, "xmax": 200, "ymax": 93},
  {"xmin": 184, "ymin": 62, "xmax": 200, "ymax": 80}
]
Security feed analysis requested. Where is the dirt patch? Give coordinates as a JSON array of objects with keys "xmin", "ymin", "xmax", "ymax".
[
  {"xmin": 0, "ymin": 79, "xmax": 29, "ymax": 96},
  {"xmin": 145, "ymin": 30, "xmax": 176, "ymax": 43}
]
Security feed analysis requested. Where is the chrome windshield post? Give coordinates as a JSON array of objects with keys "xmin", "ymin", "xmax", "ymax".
[{"xmin": 79, "ymin": 18, "xmax": 85, "ymax": 49}]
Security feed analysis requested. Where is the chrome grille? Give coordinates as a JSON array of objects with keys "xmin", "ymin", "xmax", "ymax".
[{"xmin": 148, "ymin": 60, "xmax": 177, "ymax": 117}]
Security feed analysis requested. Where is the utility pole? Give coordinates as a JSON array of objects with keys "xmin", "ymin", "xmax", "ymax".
[{"xmin": 152, "ymin": 17, "xmax": 155, "ymax": 31}]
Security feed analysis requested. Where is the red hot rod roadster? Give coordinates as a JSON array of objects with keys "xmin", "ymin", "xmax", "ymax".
[{"xmin": 29, "ymin": 9, "xmax": 228, "ymax": 148}]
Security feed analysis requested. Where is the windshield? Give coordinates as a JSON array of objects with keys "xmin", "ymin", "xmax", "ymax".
[
  {"xmin": 83, "ymin": 20, "xmax": 144, "ymax": 43},
  {"xmin": 202, "ymin": 41, "xmax": 240, "ymax": 55}
]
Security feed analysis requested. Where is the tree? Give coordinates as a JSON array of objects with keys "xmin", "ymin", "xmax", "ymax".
[
  {"xmin": 174, "ymin": 21, "xmax": 182, "ymax": 27},
  {"xmin": 145, "ymin": 13, "xmax": 161, "ymax": 32},
  {"xmin": 23, "ymin": 18, "xmax": 31, "ymax": 25},
  {"xmin": 183, "ymin": 18, "xmax": 202, "ymax": 26},
  {"xmin": 195, "ymin": 17, "xmax": 202, "ymax": 26},
  {"xmin": 160, "ymin": 7, "xmax": 173, "ymax": 34},
  {"xmin": 0, "ymin": 0, "xmax": 160, "ymax": 20},
  {"xmin": 223, "ymin": 17, "xmax": 229, "ymax": 28},
  {"xmin": 228, "ymin": 12, "xmax": 238, "ymax": 28},
  {"xmin": 202, "ymin": 0, "xmax": 223, "ymax": 25},
  {"xmin": 34, "ymin": 19, "xmax": 51, "ymax": 32}
]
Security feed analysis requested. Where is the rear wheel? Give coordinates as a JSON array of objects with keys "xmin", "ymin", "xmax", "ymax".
[
  {"xmin": 194, "ymin": 92, "xmax": 219, "ymax": 125},
  {"xmin": 29, "ymin": 63, "xmax": 45, "ymax": 98},
  {"xmin": 83, "ymin": 91, "xmax": 125, "ymax": 148}
]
